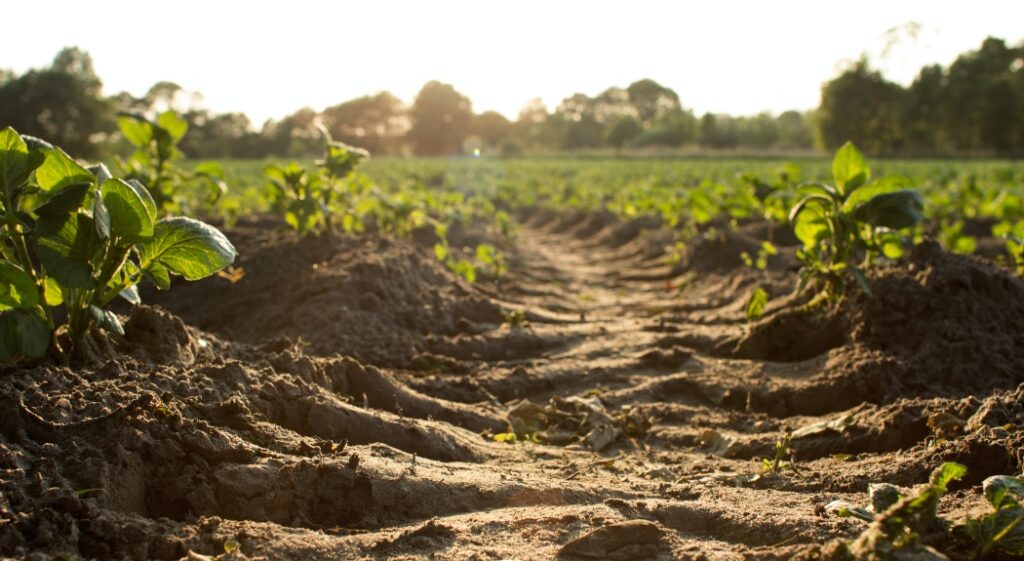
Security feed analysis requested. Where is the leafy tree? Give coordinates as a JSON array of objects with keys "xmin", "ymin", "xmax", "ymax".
[
  {"xmin": 605, "ymin": 116, "xmax": 643, "ymax": 148},
  {"xmin": 550, "ymin": 93, "xmax": 604, "ymax": 149},
  {"xmin": 775, "ymin": 110, "xmax": 814, "ymax": 150},
  {"xmin": 816, "ymin": 58, "xmax": 904, "ymax": 154},
  {"xmin": 321, "ymin": 91, "xmax": 408, "ymax": 154},
  {"xmin": 942, "ymin": 37, "xmax": 1020, "ymax": 153},
  {"xmin": 901, "ymin": 65, "xmax": 947, "ymax": 154},
  {"xmin": 407, "ymin": 81, "xmax": 473, "ymax": 156},
  {"xmin": 626, "ymin": 79, "xmax": 682, "ymax": 125},
  {"xmin": 0, "ymin": 47, "xmax": 113, "ymax": 157},
  {"xmin": 262, "ymin": 107, "xmax": 321, "ymax": 157},
  {"xmin": 471, "ymin": 111, "xmax": 512, "ymax": 147}
]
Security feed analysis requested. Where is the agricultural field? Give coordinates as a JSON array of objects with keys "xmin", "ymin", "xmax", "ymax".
[{"xmin": 3, "ymin": 113, "xmax": 1024, "ymax": 561}]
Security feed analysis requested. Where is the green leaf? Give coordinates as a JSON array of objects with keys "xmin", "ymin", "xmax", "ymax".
[
  {"xmin": 35, "ymin": 213, "xmax": 100, "ymax": 289},
  {"xmin": 145, "ymin": 261, "xmax": 171, "ymax": 290},
  {"xmin": 138, "ymin": 217, "xmax": 236, "ymax": 282},
  {"xmin": 43, "ymin": 277, "xmax": 63, "ymax": 306},
  {"xmin": 0, "ymin": 308, "xmax": 50, "ymax": 359},
  {"xmin": 932, "ymin": 462, "xmax": 967, "ymax": 490},
  {"xmin": 101, "ymin": 179, "xmax": 155, "ymax": 242},
  {"xmin": 117, "ymin": 116, "xmax": 153, "ymax": 147},
  {"xmin": 34, "ymin": 183, "xmax": 90, "ymax": 219},
  {"xmin": 745, "ymin": 287, "xmax": 769, "ymax": 321},
  {"xmin": 842, "ymin": 176, "xmax": 911, "ymax": 213},
  {"xmin": 0, "ymin": 261, "xmax": 40, "ymax": 310},
  {"xmin": 35, "ymin": 147, "xmax": 93, "ymax": 192},
  {"xmin": 832, "ymin": 141, "xmax": 870, "ymax": 195},
  {"xmin": 0, "ymin": 127, "xmax": 44, "ymax": 195},
  {"xmin": 854, "ymin": 190, "xmax": 925, "ymax": 230},
  {"xmin": 92, "ymin": 191, "xmax": 111, "ymax": 240},
  {"xmin": 791, "ymin": 199, "xmax": 831, "ymax": 249},
  {"xmin": 157, "ymin": 111, "xmax": 188, "ymax": 142},
  {"xmin": 985, "ymin": 476, "xmax": 1024, "ymax": 510}
]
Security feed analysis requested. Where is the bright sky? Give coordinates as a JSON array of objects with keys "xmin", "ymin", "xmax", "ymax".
[{"xmin": 4, "ymin": 1, "xmax": 1023, "ymax": 126}]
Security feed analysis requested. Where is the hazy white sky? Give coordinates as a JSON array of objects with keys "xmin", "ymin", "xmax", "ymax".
[{"xmin": 3, "ymin": 1, "xmax": 1022, "ymax": 125}]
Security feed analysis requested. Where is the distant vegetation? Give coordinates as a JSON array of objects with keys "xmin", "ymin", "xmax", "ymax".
[{"xmin": 1, "ymin": 37, "xmax": 1022, "ymax": 159}]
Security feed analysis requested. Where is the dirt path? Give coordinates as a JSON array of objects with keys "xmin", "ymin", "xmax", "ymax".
[{"xmin": 4, "ymin": 211, "xmax": 1023, "ymax": 560}]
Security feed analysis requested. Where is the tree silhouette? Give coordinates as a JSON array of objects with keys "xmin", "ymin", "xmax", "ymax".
[
  {"xmin": 0, "ymin": 47, "xmax": 112, "ymax": 156},
  {"xmin": 407, "ymin": 81, "xmax": 472, "ymax": 156}
]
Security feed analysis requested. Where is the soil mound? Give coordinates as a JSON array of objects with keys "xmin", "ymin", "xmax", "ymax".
[
  {"xmin": 845, "ymin": 241, "xmax": 1024, "ymax": 394},
  {"xmin": 148, "ymin": 217, "xmax": 503, "ymax": 367}
]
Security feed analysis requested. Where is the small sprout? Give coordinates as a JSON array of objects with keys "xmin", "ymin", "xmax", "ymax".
[
  {"xmin": 745, "ymin": 287, "xmax": 769, "ymax": 322},
  {"xmin": 960, "ymin": 475, "xmax": 1024, "ymax": 558},
  {"xmin": 762, "ymin": 432, "xmax": 801, "ymax": 475},
  {"xmin": 504, "ymin": 310, "xmax": 527, "ymax": 328}
]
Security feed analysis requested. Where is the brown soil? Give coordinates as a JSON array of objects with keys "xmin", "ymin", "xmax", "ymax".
[{"xmin": 2, "ymin": 211, "xmax": 1022, "ymax": 560}]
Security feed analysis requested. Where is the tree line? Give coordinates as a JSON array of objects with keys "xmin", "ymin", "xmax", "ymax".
[{"xmin": 1, "ymin": 37, "xmax": 1021, "ymax": 159}]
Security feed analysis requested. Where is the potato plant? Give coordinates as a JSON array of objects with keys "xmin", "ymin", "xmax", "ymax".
[
  {"xmin": 265, "ymin": 125, "xmax": 368, "ymax": 235},
  {"xmin": 0, "ymin": 127, "xmax": 236, "ymax": 359},
  {"xmin": 118, "ymin": 111, "xmax": 228, "ymax": 214},
  {"xmin": 789, "ymin": 142, "xmax": 924, "ymax": 299}
]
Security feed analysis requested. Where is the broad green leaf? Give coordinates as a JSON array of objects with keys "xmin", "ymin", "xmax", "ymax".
[
  {"xmin": 832, "ymin": 141, "xmax": 870, "ymax": 195},
  {"xmin": 985, "ymin": 476, "xmax": 1024, "ymax": 510},
  {"xmin": 118, "ymin": 116, "xmax": 153, "ymax": 147},
  {"xmin": 101, "ymin": 179, "xmax": 155, "ymax": 241},
  {"xmin": 146, "ymin": 261, "xmax": 171, "ymax": 289},
  {"xmin": 854, "ymin": 190, "xmax": 925, "ymax": 230},
  {"xmin": 36, "ymin": 147, "xmax": 92, "ymax": 192},
  {"xmin": 35, "ymin": 213, "xmax": 100, "ymax": 289},
  {"xmin": 127, "ymin": 179, "xmax": 157, "ymax": 221},
  {"xmin": 92, "ymin": 191, "xmax": 111, "ymax": 240},
  {"xmin": 0, "ymin": 127, "xmax": 44, "ymax": 194},
  {"xmin": 157, "ymin": 111, "xmax": 188, "ymax": 142},
  {"xmin": 34, "ymin": 183, "xmax": 90, "ymax": 219},
  {"xmin": 0, "ymin": 261, "xmax": 39, "ymax": 310},
  {"xmin": 792, "ymin": 200, "xmax": 830, "ymax": 249},
  {"xmin": 932, "ymin": 462, "xmax": 967, "ymax": 490},
  {"xmin": 43, "ymin": 277, "xmax": 63, "ymax": 306},
  {"xmin": 842, "ymin": 176, "xmax": 911, "ymax": 213},
  {"xmin": 0, "ymin": 308, "xmax": 50, "ymax": 359},
  {"xmin": 138, "ymin": 217, "xmax": 236, "ymax": 281}
]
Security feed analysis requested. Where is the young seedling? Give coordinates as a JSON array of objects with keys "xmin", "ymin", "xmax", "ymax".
[
  {"xmin": 789, "ymin": 142, "xmax": 924, "ymax": 300},
  {"xmin": 264, "ymin": 125, "xmax": 369, "ymax": 236},
  {"xmin": 960, "ymin": 475, "xmax": 1024, "ymax": 558},
  {"xmin": 841, "ymin": 463, "xmax": 966, "ymax": 559},
  {"xmin": 0, "ymin": 127, "xmax": 236, "ymax": 359},
  {"xmin": 745, "ymin": 287, "xmax": 769, "ymax": 322},
  {"xmin": 762, "ymin": 432, "xmax": 800, "ymax": 475}
]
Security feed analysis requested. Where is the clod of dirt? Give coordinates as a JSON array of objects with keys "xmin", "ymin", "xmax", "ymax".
[{"xmin": 557, "ymin": 519, "xmax": 664, "ymax": 559}]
